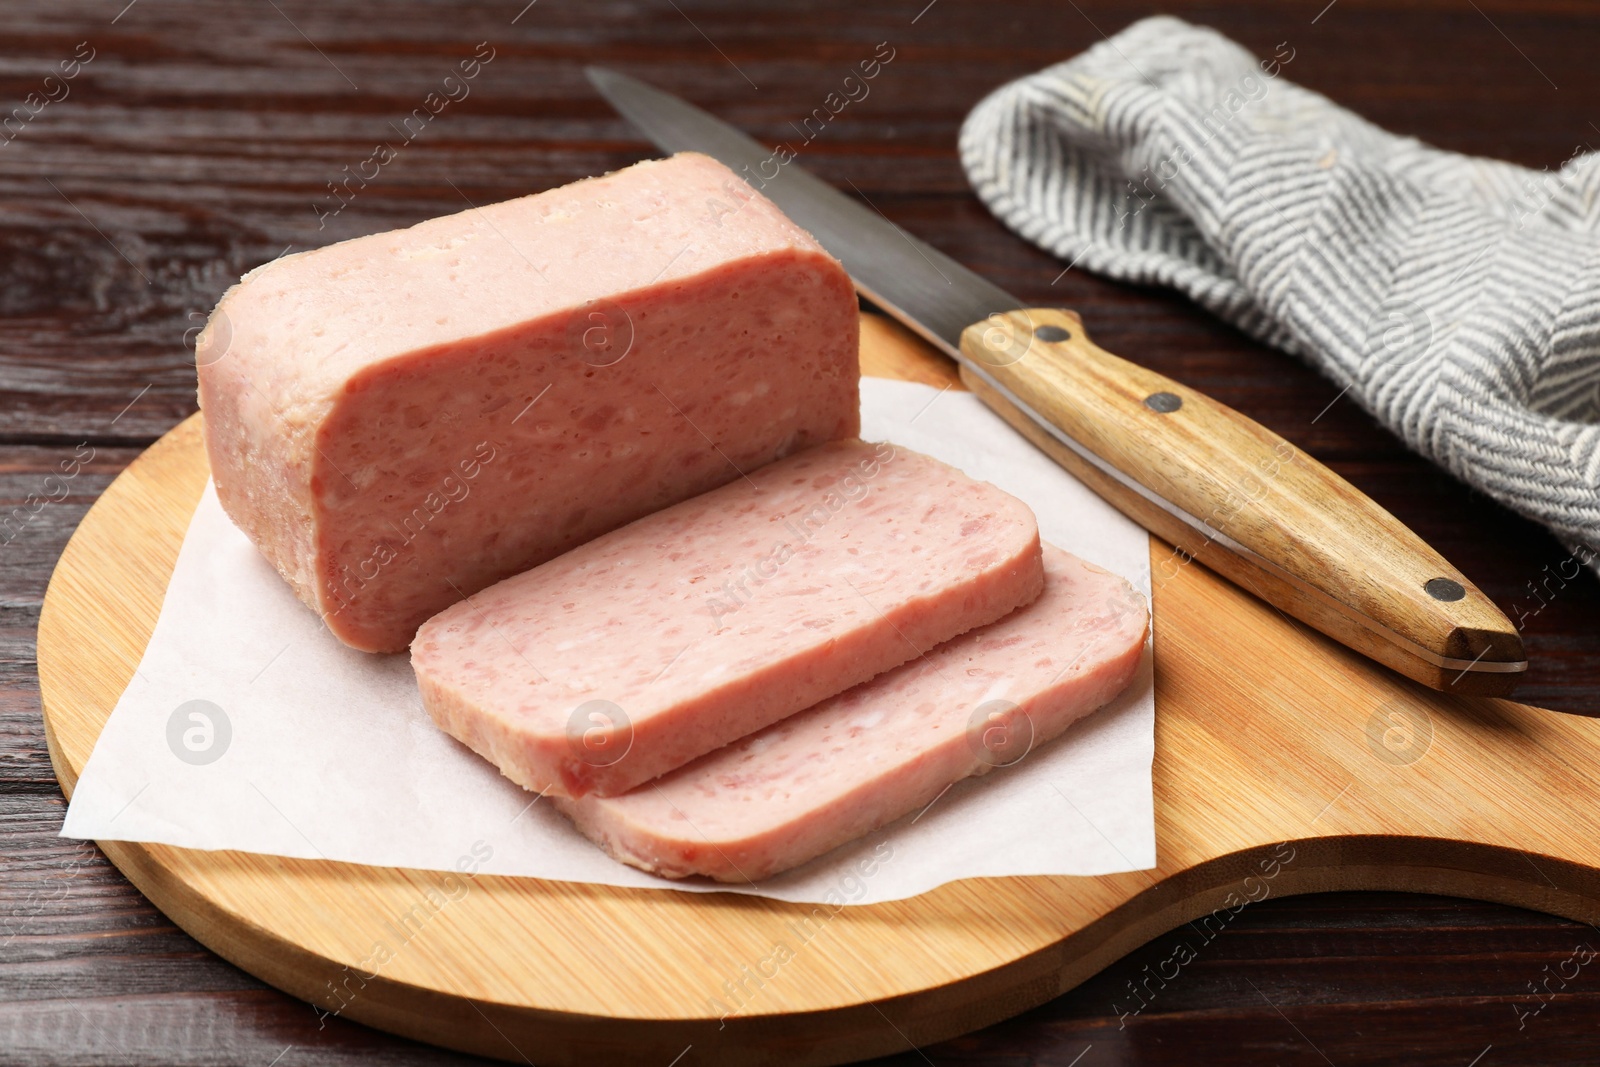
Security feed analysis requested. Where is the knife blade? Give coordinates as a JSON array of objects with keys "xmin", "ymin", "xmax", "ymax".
[{"xmin": 585, "ymin": 66, "xmax": 1527, "ymax": 695}]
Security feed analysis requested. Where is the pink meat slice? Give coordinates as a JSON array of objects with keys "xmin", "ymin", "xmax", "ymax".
[
  {"xmin": 197, "ymin": 152, "xmax": 860, "ymax": 652},
  {"xmin": 411, "ymin": 440, "xmax": 1045, "ymax": 798},
  {"xmin": 556, "ymin": 546, "xmax": 1148, "ymax": 882}
]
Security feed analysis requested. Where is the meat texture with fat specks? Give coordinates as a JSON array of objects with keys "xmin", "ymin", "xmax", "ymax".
[
  {"xmin": 197, "ymin": 152, "xmax": 860, "ymax": 652},
  {"xmin": 557, "ymin": 545, "xmax": 1148, "ymax": 882},
  {"xmin": 411, "ymin": 441, "xmax": 1046, "ymax": 798}
]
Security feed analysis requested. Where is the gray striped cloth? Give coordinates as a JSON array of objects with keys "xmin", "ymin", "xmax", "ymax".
[{"xmin": 959, "ymin": 16, "xmax": 1600, "ymax": 575}]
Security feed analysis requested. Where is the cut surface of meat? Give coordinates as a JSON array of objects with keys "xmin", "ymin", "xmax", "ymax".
[
  {"xmin": 411, "ymin": 440, "xmax": 1046, "ymax": 798},
  {"xmin": 197, "ymin": 152, "xmax": 860, "ymax": 651},
  {"xmin": 557, "ymin": 545, "xmax": 1148, "ymax": 882}
]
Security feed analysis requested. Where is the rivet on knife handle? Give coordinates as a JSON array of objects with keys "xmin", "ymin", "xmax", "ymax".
[{"xmin": 958, "ymin": 308, "xmax": 1527, "ymax": 697}]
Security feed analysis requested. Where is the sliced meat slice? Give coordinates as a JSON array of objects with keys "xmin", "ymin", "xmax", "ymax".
[
  {"xmin": 556, "ymin": 545, "xmax": 1148, "ymax": 882},
  {"xmin": 412, "ymin": 440, "xmax": 1045, "ymax": 798}
]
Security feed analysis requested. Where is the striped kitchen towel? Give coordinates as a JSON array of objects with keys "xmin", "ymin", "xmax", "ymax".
[{"xmin": 959, "ymin": 16, "xmax": 1600, "ymax": 573}]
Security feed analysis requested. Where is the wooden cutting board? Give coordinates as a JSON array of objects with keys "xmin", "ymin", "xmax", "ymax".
[{"xmin": 37, "ymin": 313, "xmax": 1600, "ymax": 1067}]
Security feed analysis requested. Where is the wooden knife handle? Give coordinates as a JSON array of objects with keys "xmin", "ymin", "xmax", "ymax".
[{"xmin": 959, "ymin": 308, "xmax": 1526, "ymax": 697}]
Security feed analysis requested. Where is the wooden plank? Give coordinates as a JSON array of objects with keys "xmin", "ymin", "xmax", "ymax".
[{"xmin": 6, "ymin": 3, "xmax": 1600, "ymax": 1063}]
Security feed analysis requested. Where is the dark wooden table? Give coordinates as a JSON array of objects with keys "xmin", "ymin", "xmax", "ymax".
[{"xmin": 4, "ymin": 1, "xmax": 1598, "ymax": 1064}]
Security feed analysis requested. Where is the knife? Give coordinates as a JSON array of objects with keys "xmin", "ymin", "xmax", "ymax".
[{"xmin": 585, "ymin": 67, "xmax": 1527, "ymax": 697}]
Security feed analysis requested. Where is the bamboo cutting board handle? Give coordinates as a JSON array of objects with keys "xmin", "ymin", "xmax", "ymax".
[{"xmin": 959, "ymin": 308, "xmax": 1525, "ymax": 696}]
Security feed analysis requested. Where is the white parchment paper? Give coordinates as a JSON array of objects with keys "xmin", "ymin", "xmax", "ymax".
[{"xmin": 61, "ymin": 378, "xmax": 1155, "ymax": 904}]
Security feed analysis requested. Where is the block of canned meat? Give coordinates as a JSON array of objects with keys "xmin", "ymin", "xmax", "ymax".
[{"xmin": 197, "ymin": 152, "xmax": 860, "ymax": 651}]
